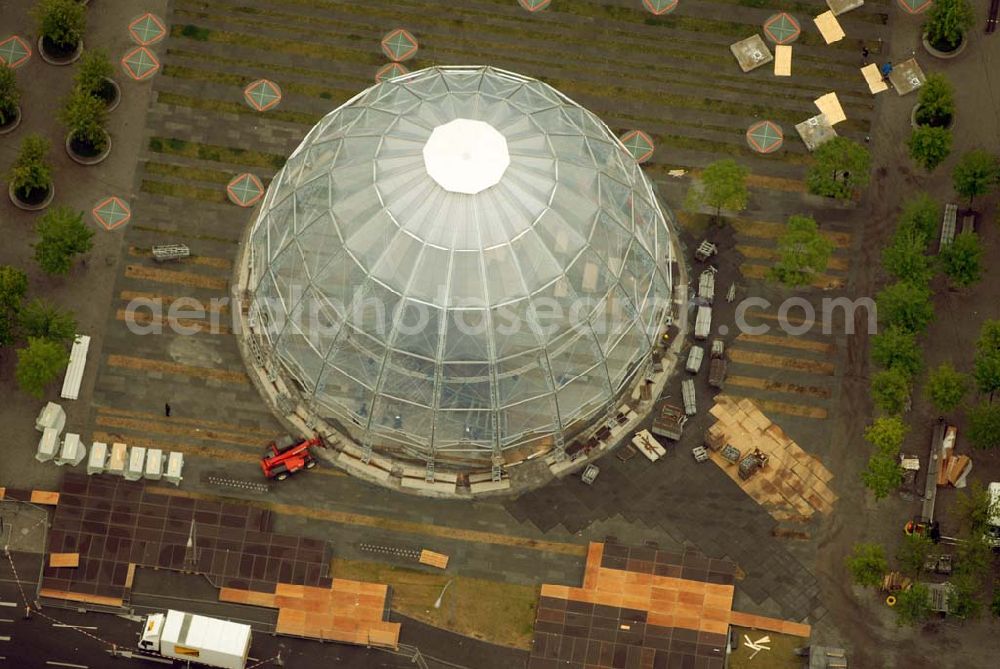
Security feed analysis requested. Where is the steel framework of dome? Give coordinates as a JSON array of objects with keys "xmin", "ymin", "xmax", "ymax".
[{"xmin": 242, "ymin": 66, "xmax": 676, "ymax": 471}]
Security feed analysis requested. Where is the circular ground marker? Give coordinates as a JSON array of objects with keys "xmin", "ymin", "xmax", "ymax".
[
  {"xmin": 642, "ymin": 0, "xmax": 679, "ymax": 15},
  {"xmin": 519, "ymin": 0, "xmax": 553, "ymax": 11},
  {"xmin": 380, "ymin": 29, "xmax": 418, "ymax": 62},
  {"xmin": 746, "ymin": 120, "xmax": 783, "ymax": 154},
  {"xmin": 0, "ymin": 36, "xmax": 32, "ymax": 69},
  {"xmin": 92, "ymin": 196, "xmax": 131, "ymax": 231},
  {"xmin": 763, "ymin": 13, "xmax": 801, "ymax": 45},
  {"xmin": 375, "ymin": 62, "xmax": 409, "ymax": 83},
  {"xmin": 121, "ymin": 46, "xmax": 160, "ymax": 81},
  {"xmin": 227, "ymin": 173, "xmax": 264, "ymax": 208},
  {"xmin": 897, "ymin": 0, "xmax": 932, "ymax": 13},
  {"xmin": 620, "ymin": 130, "xmax": 655, "ymax": 163},
  {"xmin": 128, "ymin": 13, "xmax": 167, "ymax": 45},
  {"xmin": 244, "ymin": 79, "xmax": 282, "ymax": 111}
]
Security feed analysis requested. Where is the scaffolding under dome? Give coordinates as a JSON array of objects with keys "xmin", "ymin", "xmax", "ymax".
[{"xmin": 244, "ymin": 66, "xmax": 676, "ymax": 470}]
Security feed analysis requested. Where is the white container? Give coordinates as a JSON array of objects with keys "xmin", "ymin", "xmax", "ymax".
[
  {"xmin": 60, "ymin": 334, "xmax": 90, "ymax": 400},
  {"xmin": 698, "ymin": 269, "xmax": 715, "ymax": 303},
  {"xmin": 165, "ymin": 452, "xmax": 184, "ymax": 486},
  {"xmin": 694, "ymin": 306, "xmax": 712, "ymax": 340},
  {"xmin": 139, "ymin": 610, "xmax": 251, "ymax": 669},
  {"xmin": 125, "ymin": 446, "xmax": 146, "ymax": 481},
  {"xmin": 108, "ymin": 442, "xmax": 128, "ymax": 476},
  {"xmin": 686, "ymin": 346, "xmax": 704, "ymax": 373},
  {"xmin": 36, "ymin": 427, "xmax": 60, "ymax": 462},
  {"xmin": 35, "ymin": 402, "xmax": 66, "ymax": 433},
  {"xmin": 56, "ymin": 433, "xmax": 86, "ymax": 467},
  {"xmin": 681, "ymin": 379, "xmax": 697, "ymax": 416},
  {"xmin": 145, "ymin": 448, "xmax": 164, "ymax": 480},
  {"xmin": 87, "ymin": 442, "xmax": 108, "ymax": 475}
]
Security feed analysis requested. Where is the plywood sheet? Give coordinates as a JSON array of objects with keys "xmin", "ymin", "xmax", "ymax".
[
  {"xmin": 49, "ymin": 553, "xmax": 79, "ymax": 568},
  {"xmin": 418, "ymin": 549, "xmax": 449, "ymax": 569},
  {"xmin": 774, "ymin": 45, "xmax": 792, "ymax": 76},
  {"xmin": 39, "ymin": 588, "xmax": 123, "ymax": 608},
  {"xmin": 814, "ymin": 92, "xmax": 846, "ymax": 125},
  {"xmin": 30, "ymin": 490, "xmax": 60, "ymax": 505},
  {"xmin": 861, "ymin": 63, "xmax": 888, "ymax": 93},
  {"xmin": 813, "ymin": 11, "xmax": 845, "ymax": 44}
]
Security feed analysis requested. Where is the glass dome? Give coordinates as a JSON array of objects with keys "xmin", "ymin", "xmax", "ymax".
[{"xmin": 246, "ymin": 66, "xmax": 675, "ymax": 469}]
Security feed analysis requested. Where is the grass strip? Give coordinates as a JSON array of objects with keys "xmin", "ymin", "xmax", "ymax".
[
  {"xmin": 156, "ymin": 90, "xmax": 320, "ymax": 126},
  {"xmin": 145, "ymin": 161, "xmax": 235, "ymax": 184},
  {"xmin": 132, "ymin": 224, "xmax": 239, "ymax": 244},
  {"xmin": 141, "ymin": 179, "xmax": 228, "ymax": 204},
  {"xmin": 148, "ymin": 136, "xmax": 288, "ymax": 169}
]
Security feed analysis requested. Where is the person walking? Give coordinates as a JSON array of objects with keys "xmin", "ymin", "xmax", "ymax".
[
  {"xmin": 861, "ymin": 45, "xmax": 870, "ymax": 64},
  {"xmin": 880, "ymin": 60, "xmax": 893, "ymax": 80},
  {"xmin": 165, "ymin": 402, "xmax": 171, "ymax": 417}
]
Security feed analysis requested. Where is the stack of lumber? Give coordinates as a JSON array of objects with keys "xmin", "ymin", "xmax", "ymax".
[
  {"xmin": 936, "ymin": 425, "xmax": 972, "ymax": 488},
  {"xmin": 881, "ymin": 571, "xmax": 912, "ymax": 592}
]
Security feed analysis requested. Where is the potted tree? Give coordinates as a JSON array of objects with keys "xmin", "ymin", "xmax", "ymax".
[
  {"xmin": 911, "ymin": 74, "xmax": 955, "ymax": 129},
  {"xmin": 6, "ymin": 134, "xmax": 54, "ymax": 210},
  {"xmin": 60, "ymin": 88, "xmax": 110, "ymax": 165},
  {"xmin": 33, "ymin": 0, "xmax": 86, "ymax": 65},
  {"xmin": 0, "ymin": 65, "xmax": 21, "ymax": 135},
  {"xmin": 74, "ymin": 48, "xmax": 120, "ymax": 111},
  {"xmin": 922, "ymin": 0, "xmax": 974, "ymax": 58}
]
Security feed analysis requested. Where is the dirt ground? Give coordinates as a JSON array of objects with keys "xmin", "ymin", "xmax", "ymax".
[{"xmin": 811, "ymin": 11, "xmax": 1000, "ymax": 669}]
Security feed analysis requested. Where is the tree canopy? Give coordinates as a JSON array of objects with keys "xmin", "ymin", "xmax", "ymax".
[
  {"xmin": 871, "ymin": 326, "xmax": 922, "ymax": 378},
  {"xmin": 967, "ymin": 402, "xmax": 1000, "ymax": 450},
  {"xmin": 19, "ymin": 299, "xmax": 77, "ymax": 345},
  {"xmin": 907, "ymin": 126, "xmax": 952, "ymax": 172},
  {"xmin": 876, "ymin": 281, "xmax": 934, "ymax": 333},
  {"xmin": 952, "ymin": 150, "xmax": 999, "ymax": 207},
  {"xmin": 806, "ymin": 137, "xmax": 872, "ymax": 200},
  {"xmin": 33, "ymin": 206, "xmax": 94, "ymax": 276},
  {"xmin": 938, "ymin": 231, "xmax": 983, "ymax": 287},
  {"xmin": 0, "ymin": 265, "xmax": 29, "ymax": 348},
  {"xmin": 894, "ymin": 583, "xmax": 931, "ymax": 626},
  {"xmin": 896, "ymin": 193, "xmax": 939, "ymax": 242},
  {"xmin": 864, "ymin": 415, "xmax": 908, "ymax": 452},
  {"xmin": 845, "ymin": 543, "xmax": 888, "ymax": 588},
  {"xmin": 862, "ymin": 417, "xmax": 906, "ymax": 500},
  {"xmin": 915, "ymin": 73, "xmax": 955, "ymax": 127},
  {"xmin": 15, "ymin": 336, "xmax": 70, "ymax": 399},
  {"xmin": 924, "ymin": 362, "xmax": 969, "ymax": 414},
  {"xmin": 871, "ymin": 367, "xmax": 912, "ymax": 415},
  {"xmin": 882, "ymin": 229, "xmax": 934, "ymax": 284},
  {"xmin": 768, "ymin": 215, "xmax": 834, "ymax": 286},
  {"xmin": 973, "ymin": 320, "xmax": 1000, "ymax": 397},
  {"xmin": 685, "ymin": 159, "xmax": 749, "ymax": 220}
]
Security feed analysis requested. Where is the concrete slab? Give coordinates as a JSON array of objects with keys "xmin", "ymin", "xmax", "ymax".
[
  {"xmin": 795, "ymin": 114, "xmax": 838, "ymax": 151},
  {"xmin": 730, "ymin": 34, "xmax": 774, "ymax": 72},
  {"xmin": 888, "ymin": 57, "xmax": 926, "ymax": 96}
]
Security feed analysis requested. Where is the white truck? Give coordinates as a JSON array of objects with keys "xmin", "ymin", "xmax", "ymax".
[
  {"xmin": 987, "ymin": 482, "xmax": 1000, "ymax": 549},
  {"xmin": 139, "ymin": 610, "xmax": 252, "ymax": 669}
]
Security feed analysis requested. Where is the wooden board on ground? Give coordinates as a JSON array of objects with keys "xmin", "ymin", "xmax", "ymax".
[
  {"xmin": 419, "ymin": 549, "xmax": 450, "ymax": 570},
  {"xmin": 49, "ymin": 553, "xmax": 79, "ymax": 568},
  {"xmin": 39, "ymin": 588, "xmax": 123, "ymax": 608},
  {"xmin": 814, "ymin": 92, "xmax": 846, "ymax": 125},
  {"xmin": 861, "ymin": 64, "xmax": 888, "ymax": 94},
  {"xmin": 813, "ymin": 11, "xmax": 845, "ymax": 44},
  {"xmin": 30, "ymin": 490, "xmax": 60, "ymax": 505},
  {"xmin": 774, "ymin": 45, "xmax": 792, "ymax": 77}
]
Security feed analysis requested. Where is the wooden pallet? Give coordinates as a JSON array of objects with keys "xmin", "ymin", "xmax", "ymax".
[{"xmin": 418, "ymin": 549, "xmax": 449, "ymax": 570}]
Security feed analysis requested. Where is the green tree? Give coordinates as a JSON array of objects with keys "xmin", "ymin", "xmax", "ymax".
[
  {"xmin": 74, "ymin": 48, "xmax": 114, "ymax": 100},
  {"xmin": 32, "ymin": 0, "xmax": 85, "ymax": 51},
  {"xmin": 907, "ymin": 126, "xmax": 951, "ymax": 172},
  {"xmin": 894, "ymin": 583, "xmax": 931, "ymax": 626},
  {"xmin": 59, "ymin": 88, "xmax": 108, "ymax": 151},
  {"xmin": 967, "ymin": 402, "xmax": 1000, "ymax": 450},
  {"xmin": 876, "ymin": 281, "xmax": 934, "ymax": 333},
  {"xmin": 954, "ymin": 481, "xmax": 994, "ymax": 536},
  {"xmin": 896, "ymin": 533, "xmax": 932, "ymax": 578},
  {"xmin": 862, "ymin": 450, "xmax": 904, "ymax": 500},
  {"xmin": 924, "ymin": 363, "xmax": 969, "ymax": 414},
  {"xmin": 806, "ymin": 137, "xmax": 872, "ymax": 201},
  {"xmin": 896, "ymin": 193, "xmax": 939, "ymax": 242},
  {"xmin": 938, "ymin": 231, "xmax": 983, "ymax": 287},
  {"xmin": 949, "ymin": 573, "xmax": 982, "ymax": 619},
  {"xmin": 973, "ymin": 320, "xmax": 1000, "ymax": 397},
  {"xmin": 991, "ymin": 583, "xmax": 1000, "ymax": 618},
  {"xmin": 0, "ymin": 63, "xmax": 19, "ymax": 127},
  {"xmin": 15, "ymin": 337, "xmax": 69, "ymax": 399},
  {"xmin": 19, "ymin": 299, "xmax": 76, "ymax": 344},
  {"xmin": 685, "ymin": 159, "xmax": 749, "ymax": 222},
  {"xmin": 871, "ymin": 326, "xmax": 922, "ymax": 378},
  {"xmin": 952, "ymin": 150, "xmax": 999, "ymax": 208},
  {"xmin": 864, "ymin": 415, "xmax": 909, "ymax": 452},
  {"xmin": 845, "ymin": 543, "xmax": 888, "ymax": 587},
  {"xmin": 767, "ymin": 215, "xmax": 833, "ymax": 286},
  {"xmin": 6, "ymin": 133, "xmax": 52, "ymax": 201},
  {"xmin": 0, "ymin": 265, "xmax": 29, "ymax": 347},
  {"xmin": 871, "ymin": 367, "xmax": 911, "ymax": 414},
  {"xmin": 882, "ymin": 229, "xmax": 934, "ymax": 284},
  {"xmin": 924, "ymin": 0, "xmax": 975, "ymax": 52},
  {"xmin": 33, "ymin": 206, "xmax": 94, "ymax": 276},
  {"xmin": 915, "ymin": 73, "xmax": 955, "ymax": 127}
]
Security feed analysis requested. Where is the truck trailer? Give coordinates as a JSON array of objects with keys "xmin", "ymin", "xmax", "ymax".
[{"xmin": 139, "ymin": 610, "xmax": 252, "ymax": 669}]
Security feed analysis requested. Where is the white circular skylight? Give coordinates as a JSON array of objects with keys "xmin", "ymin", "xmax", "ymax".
[{"xmin": 422, "ymin": 118, "xmax": 511, "ymax": 195}]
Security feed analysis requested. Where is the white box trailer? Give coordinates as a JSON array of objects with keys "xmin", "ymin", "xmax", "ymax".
[
  {"xmin": 139, "ymin": 610, "xmax": 251, "ymax": 669},
  {"xmin": 694, "ymin": 306, "xmax": 712, "ymax": 340},
  {"xmin": 681, "ymin": 379, "xmax": 697, "ymax": 416},
  {"xmin": 60, "ymin": 334, "xmax": 90, "ymax": 400},
  {"xmin": 698, "ymin": 269, "xmax": 716, "ymax": 303},
  {"xmin": 685, "ymin": 346, "xmax": 704, "ymax": 373},
  {"xmin": 35, "ymin": 402, "xmax": 66, "ymax": 433}
]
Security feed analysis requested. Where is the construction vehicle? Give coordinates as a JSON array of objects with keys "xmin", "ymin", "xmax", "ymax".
[
  {"xmin": 652, "ymin": 403, "xmax": 687, "ymax": 440},
  {"xmin": 708, "ymin": 339, "xmax": 727, "ymax": 389},
  {"xmin": 260, "ymin": 435, "xmax": 321, "ymax": 481},
  {"xmin": 138, "ymin": 610, "xmax": 251, "ymax": 669}
]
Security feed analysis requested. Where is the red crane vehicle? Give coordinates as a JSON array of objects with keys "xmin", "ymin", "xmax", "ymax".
[{"xmin": 260, "ymin": 435, "xmax": 322, "ymax": 481}]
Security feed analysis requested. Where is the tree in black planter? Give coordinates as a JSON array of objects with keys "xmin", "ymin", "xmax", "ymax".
[
  {"xmin": 32, "ymin": 0, "xmax": 86, "ymax": 61},
  {"xmin": 33, "ymin": 206, "xmax": 94, "ymax": 276},
  {"xmin": 924, "ymin": 0, "xmax": 974, "ymax": 53},
  {"xmin": 806, "ymin": 136, "xmax": 871, "ymax": 201},
  {"xmin": 74, "ymin": 48, "xmax": 119, "ymax": 111},
  {"xmin": 59, "ymin": 87, "xmax": 109, "ymax": 160},
  {"xmin": 0, "ymin": 64, "xmax": 20, "ymax": 132},
  {"xmin": 953, "ymin": 150, "xmax": 1000, "ymax": 208},
  {"xmin": 6, "ymin": 133, "xmax": 53, "ymax": 208},
  {"xmin": 914, "ymin": 74, "xmax": 954, "ymax": 127},
  {"xmin": 907, "ymin": 125, "xmax": 952, "ymax": 172}
]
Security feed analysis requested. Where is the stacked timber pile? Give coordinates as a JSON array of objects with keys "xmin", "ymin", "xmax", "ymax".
[{"xmin": 936, "ymin": 425, "xmax": 972, "ymax": 489}]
